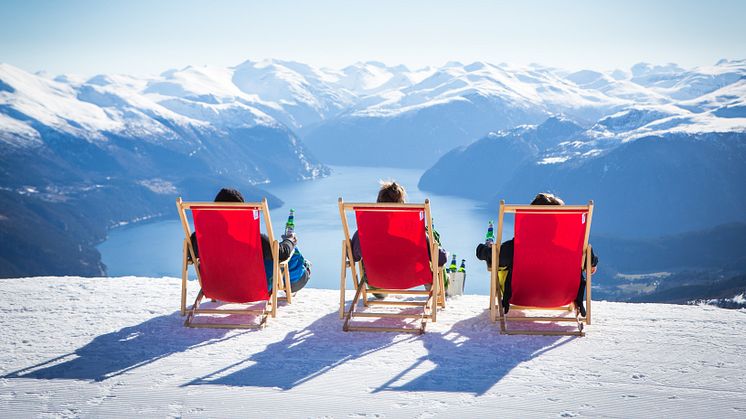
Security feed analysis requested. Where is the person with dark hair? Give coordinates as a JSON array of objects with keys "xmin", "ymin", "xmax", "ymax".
[
  {"xmin": 375, "ymin": 180, "xmax": 408, "ymax": 205},
  {"xmin": 475, "ymin": 192, "xmax": 598, "ymax": 315},
  {"xmin": 350, "ymin": 181, "xmax": 447, "ymax": 298},
  {"xmin": 190, "ymin": 188, "xmax": 311, "ymax": 294}
]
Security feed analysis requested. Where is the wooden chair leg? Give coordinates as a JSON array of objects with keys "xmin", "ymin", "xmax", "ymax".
[
  {"xmin": 360, "ymin": 261, "xmax": 369, "ymax": 307},
  {"xmin": 489, "ymin": 269, "xmax": 495, "ymax": 322},
  {"xmin": 181, "ymin": 239, "xmax": 188, "ymax": 316},
  {"xmin": 493, "ymin": 271, "xmax": 507, "ymax": 333},
  {"xmin": 430, "ymin": 288, "xmax": 437, "ymax": 323},
  {"xmin": 283, "ymin": 264, "xmax": 292, "ymax": 304},
  {"xmin": 438, "ymin": 269, "xmax": 447, "ymax": 308},
  {"xmin": 343, "ymin": 276, "xmax": 366, "ymax": 332},
  {"xmin": 340, "ymin": 240, "xmax": 347, "ymax": 319},
  {"xmin": 184, "ymin": 289, "xmax": 204, "ymax": 327}
]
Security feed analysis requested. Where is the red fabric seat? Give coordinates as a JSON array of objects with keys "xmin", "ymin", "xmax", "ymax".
[
  {"xmin": 192, "ymin": 206, "xmax": 269, "ymax": 303},
  {"xmin": 354, "ymin": 208, "xmax": 433, "ymax": 290},
  {"xmin": 510, "ymin": 209, "xmax": 588, "ymax": 308}
]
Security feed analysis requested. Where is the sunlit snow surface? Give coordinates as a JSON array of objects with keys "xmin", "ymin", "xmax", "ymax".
[{"xmin": 1, "ymin": 277, "xmax": 744, "ymax": 417}]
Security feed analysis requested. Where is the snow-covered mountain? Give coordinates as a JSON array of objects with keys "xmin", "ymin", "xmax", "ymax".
[
  {"xmin": 411, "ymin": 61, "xmax": 746, "ymax": 238},
  {"xmin": 419, "ymin": 109, "xmax": 746, "ymax": 238},
  {"xmin": 0, "ymin": 62, "xmax": 329, "ymax": 278},
  {"xmin": 2, "ymin": 58, "xmax": 746, "ymax": 276},
  {"xmin": 0, "ymin": 62, "xmax": 327, "ymax": 184},
  {"xmin": 302, "ymin": 59, "xmax": 746, "ymax": 167},
  {"xmin": 5, "ymin": 58, "xmax": 744, "ymax": 168}
]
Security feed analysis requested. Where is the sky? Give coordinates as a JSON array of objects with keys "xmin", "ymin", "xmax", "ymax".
[{"xmin": 1, "ymin": 0, "xmax": 745, "ymax": 76}]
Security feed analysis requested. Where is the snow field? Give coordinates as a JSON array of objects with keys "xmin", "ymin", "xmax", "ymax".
[{"xmin": 1, "ymin": 276, "xmax": 744, "ymax": 418}]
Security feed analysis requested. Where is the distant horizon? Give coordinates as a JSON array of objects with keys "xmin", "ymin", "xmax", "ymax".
[
  {"xmin": 4, "ymin": 56, "xmax": 745, "ymax": 79},
  {"xmin": 2, "ymin": 0, "xmax": 745, "ymax": 77}
]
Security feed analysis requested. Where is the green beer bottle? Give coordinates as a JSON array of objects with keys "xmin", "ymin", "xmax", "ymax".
[{"xmin": 448, "ymin": 254, "xmax": 458, "ymax": 273}]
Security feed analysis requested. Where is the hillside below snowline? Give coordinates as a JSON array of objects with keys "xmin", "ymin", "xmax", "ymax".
[
  {"xmin": 419, "ymin": 117, "xmax": 746, "ymax": 239},
  {"xmin": 1, "ymin": 276, "xmax": 745, "ymax": 417}
]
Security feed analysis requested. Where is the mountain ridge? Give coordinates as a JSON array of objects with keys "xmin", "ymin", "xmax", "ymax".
[
  {"xmin": 2, "ymin": 58, "xmax": 746, "ymax": 276},
  {"xmin": 0, "ymin": 63, "xmax": 328, "ymax": 277}
]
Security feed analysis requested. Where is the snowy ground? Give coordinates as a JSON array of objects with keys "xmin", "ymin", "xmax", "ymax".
[{"xmin": 1, "ymin": 277, "xmax": 745, "ymax": 418}]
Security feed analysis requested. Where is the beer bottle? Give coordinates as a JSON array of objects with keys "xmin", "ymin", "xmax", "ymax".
[
  {"xmin": 485, "ymin": 220, "xmax": 495, "ymax": 245},
  {"xmin": 448, "ymin": 253, "xmax": 458, "ymax": 273},
  {"xmin": 285, "ymin": 208, "xmax": 295, "ymax": 236}
]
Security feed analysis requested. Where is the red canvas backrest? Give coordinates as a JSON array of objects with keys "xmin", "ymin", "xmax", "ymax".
[
  {"xmin": 354, "ymin": 207, "xmax": 433, "ymax": 289},
  {"xmin": 192, "ymin": 206, "xmax": 269, "ymax": 303},
  {"xmin": 511, "ymin": 208, "xmax": 588, "ymax": 307}
]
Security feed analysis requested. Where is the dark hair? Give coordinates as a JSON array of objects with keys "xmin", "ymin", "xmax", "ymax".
[
  {"xmin": 214, "ymin": 188, "xmax": 245, "ymax": 203},
  {"xmin": 377, "ymin": 181, "xmax": 407, "ymax": 203},
  {"xmin": 530, "ymin": 192, "xmax": 564, "ymax": 206}
]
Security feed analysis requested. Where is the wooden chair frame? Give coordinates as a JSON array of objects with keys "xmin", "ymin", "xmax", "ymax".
[
  {"xmin": 338, "ymin": 198, "xmax": 446, "ymax": 334},
  {"xmin": 489, "ymin": 200, "xmax": 594, "ymax": 336},
  {"xmin": 176, "ymin": 198, "xmax": 294, "ymax": 329}
]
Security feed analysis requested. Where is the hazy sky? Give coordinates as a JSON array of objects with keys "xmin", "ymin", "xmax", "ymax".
[{"xmin": 1, "ymin": 0, "xmax": 744, "ymax": 76}]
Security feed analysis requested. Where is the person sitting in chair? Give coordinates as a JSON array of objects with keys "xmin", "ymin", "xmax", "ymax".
[
  {"xmin": 475, "ymin": 192, "xmax": 598, "ymax": 316},
  {"xmin": 189, "ymin": 188, "xmax": 311, "ymax": 293},
  {"xmin": 349, "ymin": 181, "xmax": 447, "ymax": 298}
]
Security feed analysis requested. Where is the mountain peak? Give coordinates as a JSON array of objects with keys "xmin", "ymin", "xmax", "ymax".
[
  {"xmin": 535, "ymin": 115, "xmax": 584, "ymax": 139},
  {"xmin": 464, "ymin": 61, "xmax": 488, "ymax": 72},
  {"xmin": 364, "ymin": 60, "xmax": 387, "ymax": 68},
  {"xmin": 631, "ymin": 62, "xmax": 685, "ymax": 77},
  {"xmin": 566, "ymin": 69, "xmax": 604, "ymax": 85}
]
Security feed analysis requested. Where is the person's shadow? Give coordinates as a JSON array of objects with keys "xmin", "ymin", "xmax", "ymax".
[
  {"xmin": 3, "ymin": 312, "xmax": 235, "ymax": 382},
  {"xmin": 184, "ymin": 310, "xmax": 411, "ymax": 389},
  {"xmin": 373, "ymin": 309, "xmax": 576, "ymax": 395}
]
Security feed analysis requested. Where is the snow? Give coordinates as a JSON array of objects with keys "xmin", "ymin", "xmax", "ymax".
[
  {"xmin": 149, "ymin": 65, "xmax": 246, "ymax": 99},
  {"xmin": 0, "ymin": 63, "xmax": 122, "ymax": 138},
  {"xmin": 538, "ymin": 156, "xmax": 570, "ymax": 165},
  {"xmin": 137, "ymin": 179, "xmax": 178, "ymax": 195},
  {"xmin": 1, "ymin": 276, "xmax": 744, "ymax": 417},
  {"xmin": 3, "ymin": 59, "xmax": 746, "ymax": 151},
  {"xmin": 156, "ymin": 97, "xmax": 275, "ymax": 128},
  {"xmin": 0, "ymin": 113, "xmax": 41, "ymax": 147}
]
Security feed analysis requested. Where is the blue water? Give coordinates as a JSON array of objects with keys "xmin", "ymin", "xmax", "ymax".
[{"xmin": 98, "ymin": 166, "xmax": 514, "ymax": 294}]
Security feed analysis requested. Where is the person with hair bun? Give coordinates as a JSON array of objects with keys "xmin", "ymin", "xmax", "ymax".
[
  {"xmin": 350, "ymin": 181, "xmax": 447, "ymax": 298},
  {"xmin": 475, "ymin": 192, "xmax": 598, "ymax": 315}
]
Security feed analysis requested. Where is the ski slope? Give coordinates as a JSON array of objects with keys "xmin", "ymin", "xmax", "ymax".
[{"xmin": 1, "ymin": 277, "xmax": 744, "ymax": 417}]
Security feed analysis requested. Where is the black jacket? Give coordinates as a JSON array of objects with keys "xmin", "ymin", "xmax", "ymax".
[
  {"xmin": 475, "ymin": 239, "xmax": 598, "ymax": 270},
  {"xmin": 476, "ymin": 240, "xmax": 598, "ymax": 313}
]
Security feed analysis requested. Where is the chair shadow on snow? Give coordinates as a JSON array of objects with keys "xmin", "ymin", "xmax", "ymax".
[
  {"xmin": 4, "ymin": 305, "xmax": 576, "ymax": 393},
  {"xmin": 184, "ymin": 310, "xmax": 412, "ymax": 390},
  {"xmin": 3, "ymin": 311, "xmax": 239, "ymax": 382},
  {"xmin": 184, "ymin": 308, "xmax": 575, "ymax": 394},
  {"xmin": 373, "ymin": 309, "xmax": 576, "ymax": 395}
]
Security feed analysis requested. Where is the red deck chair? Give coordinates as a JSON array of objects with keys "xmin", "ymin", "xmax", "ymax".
[
  {"xmin": 338, "ymin": 198, "xmax": 446, "ymax": 334},
  {"xmin": 489, "ymin": 200, "xmax": 594, "ymax": 336},
  {"xmin": 176, "ymin": 198, "xmax": 293, "ymax": 329}
]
